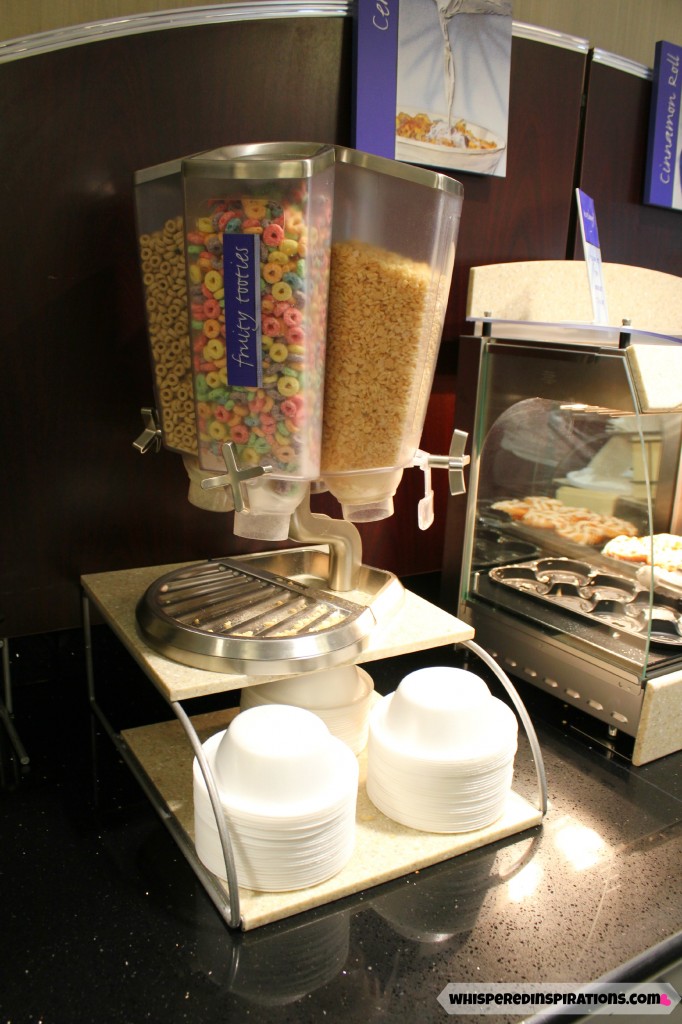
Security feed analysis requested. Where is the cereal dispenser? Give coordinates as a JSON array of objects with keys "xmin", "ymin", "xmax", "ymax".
[
  {"xmin": 135, "ymin": 158, "xmax": 194, "ymax": 458},
  {"xmin": 132, "ymin": 144, "xmax": 468, "ymax": 676},
  {"xmin": 134, "ymin": 156, "xmax": 235, "ymax": 514},
  {"xmin": 182, "ymin": 143, "xmax": 335, "ymax": 541},
  {"xmin": 111, "ymin": 148, "xmax": 553, "ymax": 931},
  {"xmin": 321, "ymin": 147, "xmax": 464, "ymax": 523}
]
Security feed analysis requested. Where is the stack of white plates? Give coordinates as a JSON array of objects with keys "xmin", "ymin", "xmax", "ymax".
[
  {"xmin": 240, "ymin": 665, "xmax": 374, "ymax": 754},
  {"xmin": 366, "ymin": 667, "xmax": 518, "ymax": 834},
  {"xmin": 194, "ymin": 704, "xmax": 359, "ymax": 891}
]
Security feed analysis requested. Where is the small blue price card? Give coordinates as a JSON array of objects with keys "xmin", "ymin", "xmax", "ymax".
[{"xmin": 576, "ymin": 188, "xmax": 609, "ymax": 325}]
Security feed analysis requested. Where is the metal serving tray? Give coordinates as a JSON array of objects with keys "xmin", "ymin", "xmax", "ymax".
[
  {"xmin": 136, "ymin": 551, "xmax": 403, "ymax": 675},
  {"xmin": 489, "ymin": 557, "xmax": 682, "ymax": 647},
  {"xmin": 473, "ymin": 525, "xmax": 539, "ymax": 568}
]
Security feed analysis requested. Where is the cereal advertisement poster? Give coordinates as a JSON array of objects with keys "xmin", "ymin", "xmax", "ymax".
[
  {"xmin": 643, "ymin": 40, "xmax": 682, "ymax": 212},
  {"xmin": 353, "ymin": 0, "xmax": 512, "ymax": 177}
]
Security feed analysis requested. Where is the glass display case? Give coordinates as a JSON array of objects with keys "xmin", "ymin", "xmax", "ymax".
[{"xmin": 458, "ymin": 327, "xmax": 682, "ymax": 755}]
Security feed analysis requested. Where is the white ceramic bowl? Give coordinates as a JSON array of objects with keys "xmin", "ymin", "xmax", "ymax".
[
  {"xmin": 381, "ymin": 667, "xmax": 494, "ymax": 756},
  {"xmin": 365, "ymin": 667, "xmax": 518, "ymax": 833},
  {"xmin": 240, "ymin": 666, "xmax": 375, "ymax": 755},
  {"xmin": 213, "ymin": 705, "xmax": 338, "ymax": 809},
  {"xmin": 193, "ymin": 715, "xmax": 359, "ymax": 890},
  {"xmin": 395, "ymin": 109, "xmax": 506, "ymax": 174},
  {"xmin": 243, "ymin": 664, "xmax": 367, "ymax": 710}
]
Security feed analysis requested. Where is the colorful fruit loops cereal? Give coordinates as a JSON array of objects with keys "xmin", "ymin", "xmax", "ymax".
[{"xmin": 186, "ymin": 190, "xmax": 330, "ymax": 475}]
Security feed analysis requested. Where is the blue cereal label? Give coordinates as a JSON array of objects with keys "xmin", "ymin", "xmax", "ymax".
[{"xmin": 223, "ymin": 233, "xmax": 262, "ymax": 387}]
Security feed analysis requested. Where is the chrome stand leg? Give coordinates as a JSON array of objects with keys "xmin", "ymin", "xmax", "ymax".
[
  {"xmin": 463, "ymin": 638, "xmax": 548, "ymax": 816},
  {"xmin": 81, "ymin": 590, "xmax": 242, "ymax": 928},
  {"xmin": 171, "ymin": 700, "xmax": 242, "ymax": 929},
  {"xmin": 82, "ymin": 594, "xmax": 118, "ymax": 746},
  {"xmin": 0, "ymin": 638, "xmax": 30, "ymax": 767}
]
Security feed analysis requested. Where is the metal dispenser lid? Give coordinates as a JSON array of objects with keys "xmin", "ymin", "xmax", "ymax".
[
  {"xmin": 182, "ymin": 141, "xmax": 335, "ymax": 181},
  {"xmin": 137, "ymin": 558, "xmax": 377, "ymax": 675}
]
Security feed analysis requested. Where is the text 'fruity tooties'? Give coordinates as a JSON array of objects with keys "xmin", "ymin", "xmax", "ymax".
[{"xmin": 223, "ymin": 234, "xmax": 262, "ymax": 387}]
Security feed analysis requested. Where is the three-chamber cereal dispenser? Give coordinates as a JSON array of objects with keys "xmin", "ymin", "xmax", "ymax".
[
  {"xmin": 123, "ymin": 149, "xmax": 552, "ymax": 929},
  {"xmin": 132, "ymin": 143, "xmax": 467, "ymax": 675}
]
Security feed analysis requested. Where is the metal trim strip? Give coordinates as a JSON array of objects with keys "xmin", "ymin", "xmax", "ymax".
[
  {"xmin": 591, "ymin": 47, "xmax": 652, "ymax": 80},
  {"xmin": 511, "ymin": 21, "xmax": 589, "ymax": 53},
  {"xmin": 0, "ymin": 1, "xmax": 350, "ymax": 63}
]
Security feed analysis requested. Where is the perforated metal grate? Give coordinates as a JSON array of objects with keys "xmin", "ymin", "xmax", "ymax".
[{"xmin": 136, "ymin": 558, "xmax": 377, "ymax": 675}]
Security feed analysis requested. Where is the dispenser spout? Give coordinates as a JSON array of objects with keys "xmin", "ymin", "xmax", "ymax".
[{"xmin": 289, "ymin": 491, "xmax": 363, "ymax": 592}]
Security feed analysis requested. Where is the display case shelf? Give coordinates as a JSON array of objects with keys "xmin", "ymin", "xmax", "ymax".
[{"xmin": 457, "ymin": 326, "xmax": 682, "ymax": 764}]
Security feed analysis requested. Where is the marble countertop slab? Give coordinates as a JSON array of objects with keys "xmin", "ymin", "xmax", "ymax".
[
  {"xmin": 82, "ymin": 560, "xmax": 475, "ymax": 702},
  {"xmin": 122, "ymin": 707, "xmax": 542, "ymax": 931}
]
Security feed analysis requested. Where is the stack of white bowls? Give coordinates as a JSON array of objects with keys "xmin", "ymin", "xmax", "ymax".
[
  {"xmin": 366, "ymin": 667, "xmax": 518, "ymax": 834},
  {"xmin": 194, "ymin": 704, "xmax": 358, "ymax": 891},
  {"xmin": 240, "ymin": 665, "xmax": 374, "ymax": 754}
]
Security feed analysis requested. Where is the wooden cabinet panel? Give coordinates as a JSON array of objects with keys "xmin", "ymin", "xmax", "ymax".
[
  {"xmin": 575, "ymin": 57, "xmax": 681, "ymax": 277},
  {"xmin": 443, "ymin": 35, "xmax": 587, "ymax": 341},
  {"xmin": 0, "ymin": 19, "xmax": 352, "ymax": 636}
]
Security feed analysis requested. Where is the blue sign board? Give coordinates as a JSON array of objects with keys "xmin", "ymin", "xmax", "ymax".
[
  {"xmin": 222, "ymin": 233, "xmax": 262, "ymax": 388},
  {"xmin": 644, "ymin": 40, "xmax": 682, "ymax": 212},
  {"xmin": 353, "ymin": 0, "xmax": 399, "ymax": 158},
  {"xmin": 576, "ymin": 189, "xmax": 609, "ymax": 325}
]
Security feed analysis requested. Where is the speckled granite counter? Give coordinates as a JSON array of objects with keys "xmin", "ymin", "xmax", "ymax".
[{"xmin": 1, "ymin": 573, "xmax": 682, "ymax": 1024}]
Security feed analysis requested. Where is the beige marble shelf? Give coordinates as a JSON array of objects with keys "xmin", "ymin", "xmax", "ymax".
[
  {"xmin": 81, "ymin": 560, "xmax": 475, "ymax": 702},
  {"xmin": 467, "ymin": 260, "xmax": 682, "ymax": 337},
  {"xmin": 634, "ymin": 668, "xmax": 682, "ymax": 766},
  {"xmin": 122, "ymin": 708, "xmax": 543, "ymax": 931}
]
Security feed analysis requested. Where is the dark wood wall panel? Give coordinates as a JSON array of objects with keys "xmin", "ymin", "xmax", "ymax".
[
  {"xmin": 443, "ymin": 36, "xmax": 587, "ymax": 340},
  {"xmin": 0, "ymin": 18, "xmax": 352, "ymax": 637},
  {"xmin": 575, "ymin": 59, "xmax": 682, "ymax": 276},
  {"xmin": 439, "ymin": 35, "xmax": 587, "ymax": 601},
  {"xmin": 0, "ymin": 22, "xmax": 602, "ymax": 638}
]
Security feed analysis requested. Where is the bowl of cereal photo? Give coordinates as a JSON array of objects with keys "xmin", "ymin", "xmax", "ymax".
[{"xmin": 395, "ymin": 109, "xmax": 506, "ymax": 174}]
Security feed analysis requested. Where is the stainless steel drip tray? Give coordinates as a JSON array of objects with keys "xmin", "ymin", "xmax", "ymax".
[
  {"xmin": 489, "ymin": 557, "xmax": 682, "ymax": 646},
  {"xmin": 136, "ymin": 548, "xmax": 404, "ymax": 675}
]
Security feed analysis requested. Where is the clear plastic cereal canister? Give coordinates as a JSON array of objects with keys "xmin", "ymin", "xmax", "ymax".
[
  {"xmin": 134, "ymin": 157, "xmax": 196, "ymax": 459},
  {"xmin": 182, "ymin": 143, "xmax": 335, "ymax": 541},
  {"xmin": 135, "ymin": 156, "xmax": 238, "ymax": 514},
  {"xmin": 320, "ymin": 147, "xmax": 463, "ymax": 523}
]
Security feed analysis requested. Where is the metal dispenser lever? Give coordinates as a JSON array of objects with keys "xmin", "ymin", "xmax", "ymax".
[
  {"xmin": 200, "ymin": 441, "xmax": 272, "ymax": 513},
  {"xmin": 439, "ymin": 428, "xmax": 470, "ymax": 495},
  {"xmin": 447, "ymin": 429, "xmax": 471, "ymax": 495},
  {"xmin": 413, "ymin": 429, "xmax": 471, "ymax": 494},
  {"xmin": 413, "ymin": 430, "xmax": 470, "ymax": 530},
  {"xmin": 133, "ymin": 407, "xmax": 163, "ymax": 454}
]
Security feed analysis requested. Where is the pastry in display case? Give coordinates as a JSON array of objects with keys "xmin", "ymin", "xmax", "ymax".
[{"xmin": 458, "ymin": 327, "xmax": 682, "ymax": 765}]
